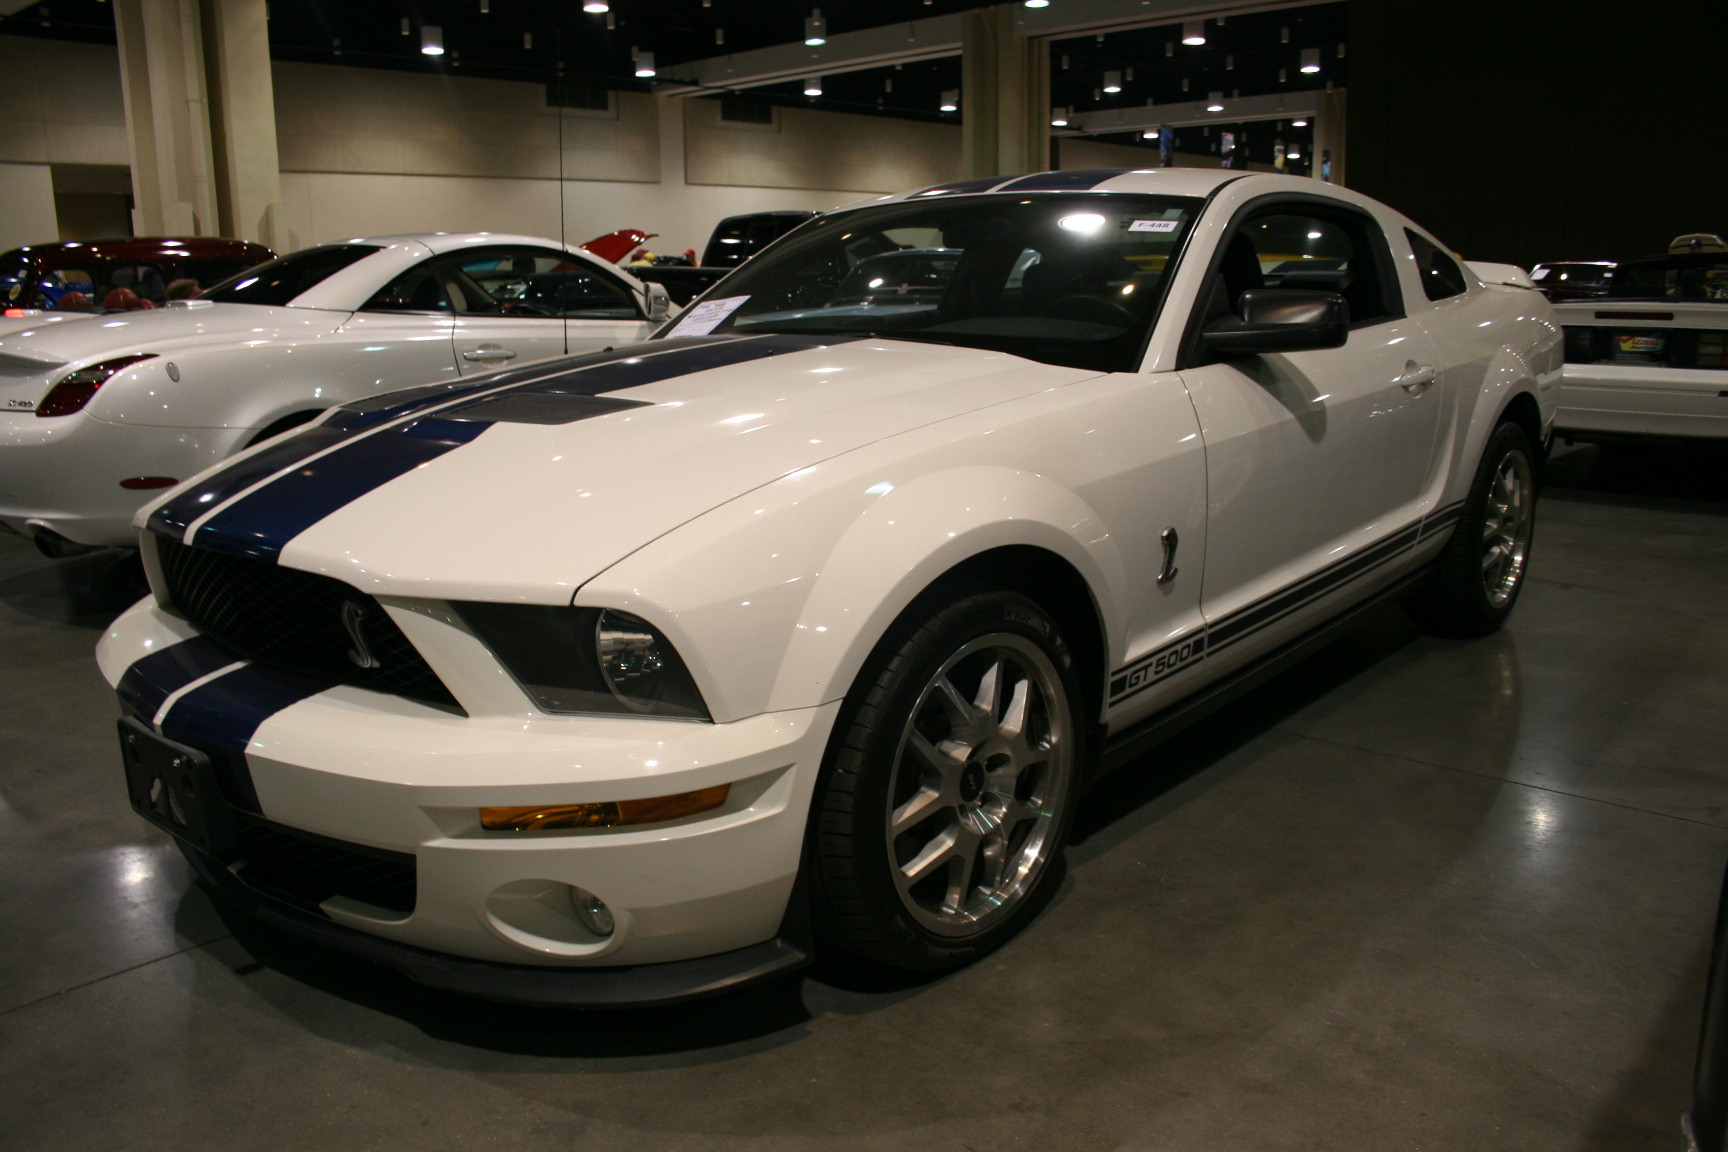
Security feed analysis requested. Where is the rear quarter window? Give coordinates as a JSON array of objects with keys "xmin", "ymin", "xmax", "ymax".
[{"xmin": 1406, "ymin": 229, "xmax": 1469, "ymax": 301}]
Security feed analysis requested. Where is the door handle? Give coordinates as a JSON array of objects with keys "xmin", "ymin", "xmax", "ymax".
[
  {"xmin": 463, "ymin": 344, "xmax": 518, "ymax": 363},
  {"xmin": 1398, "ymin": 362, "xmax": 1436, "ymax": 394}
]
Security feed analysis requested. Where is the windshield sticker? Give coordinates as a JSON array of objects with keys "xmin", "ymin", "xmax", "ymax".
[
  {"xmin": 1129, "ymin": 219, "xmax": 1180, "ymax": 233},
  {"xmin": 667, "ymin": 295, "xmax": 750, "ymax": 337}
]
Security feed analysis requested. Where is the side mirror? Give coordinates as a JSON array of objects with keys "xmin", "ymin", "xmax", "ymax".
[
  {"xmin": 644, "ymin": 281, "xmax": 672, "ymax": 321},
  {"xmin": 1202, "ymin": 288, "xmax": 1349, "ymax": 357}
]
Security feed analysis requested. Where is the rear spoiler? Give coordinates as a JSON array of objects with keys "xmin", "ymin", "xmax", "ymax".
[{"xmin": 1467, "ymin": 261, "xmax": 1537, "ymax": 290}]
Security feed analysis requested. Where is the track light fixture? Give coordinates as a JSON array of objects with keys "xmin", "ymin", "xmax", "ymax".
[
  {"xmin": 1102, "ymin": 69, "xmax": 1122, "ymax": 93},
  {"xmin": 583, "ymin": 1, "xmax": 609, "ymax": 11},
  {"xmin": 1182, "ymin": 20, "xmax": 1205, "ymax": 45},
  {"xmin": 939, "ymin": 89, "xmax": 958, "ymax": 112},
  {"xmin": 634, "ymin": 49, "xmax": 656, "ymax": 78},
  {"xmin": 804, "ymin": 8, "xmax": 826, "ymax": 46},
  {"xmin": 1300, "ymin": 48, "xmax": 1321, "ymax": 74},
  {"xmin": 1050, "ymin": 106, "xmax": 1070, "ymax": 127},
  {"xmin": 1024, "ymin": 0, "xmax": 1050, "ymax": 7},
  {"xmin": 1206, "ymin": 91, "xmax": 1224, "ymax": 112},
  {"xmin": 420, "ymin": 25, "xmax": 443, "ymax": 55},
  {"xmin": 803, "ymin": 76, "xmax": 823, "ymax": 96}
]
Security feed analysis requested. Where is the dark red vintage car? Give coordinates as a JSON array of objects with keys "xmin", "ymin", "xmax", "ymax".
[{"xmin": 0, "ymin": 237, "xmax": 275, "ymax": 312}]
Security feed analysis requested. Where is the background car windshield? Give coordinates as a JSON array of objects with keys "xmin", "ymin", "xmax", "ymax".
[
  {"xmin": 1608, "ymin": 256, "xmax": 1728, "ymax": 300},
  {"xmin": 699, "ymin": 194, "xmax": 1201, "ymax": 372},
  {"xmin": 200, "ymin": 244, "xmax": 380, "ymax": 306}
]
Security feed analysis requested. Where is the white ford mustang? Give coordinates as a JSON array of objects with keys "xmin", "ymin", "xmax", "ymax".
[
  {"xmin": 0, "ymin": 233, "xmax": 665, "ymax": 553},
  {"xmin": 97, "ymin": 170, "xmax": 1560, "ymax": 1006}
]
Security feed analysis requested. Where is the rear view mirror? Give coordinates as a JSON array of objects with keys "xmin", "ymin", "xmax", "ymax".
[
  {"xmin": 644, "ymin": 281, "xmax": 673, "ymax": 321},
  {"xmin": 1202, "ymin": 288, "xmax": 1349, "ymax": 357}
]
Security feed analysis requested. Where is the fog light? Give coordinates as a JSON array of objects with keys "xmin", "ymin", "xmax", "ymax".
[
  {"xmin": 480, "ymin": 783, "xmax": 729, "ymax": 831},
  {"xmin": 572, "ymin": 889, "xmax": 614, "ymax": 937}
]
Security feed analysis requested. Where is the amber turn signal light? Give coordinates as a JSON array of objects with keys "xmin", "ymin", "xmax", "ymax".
[{"xmin": 480, "ymin": 783, "xmax": 730, "ymax": 832}]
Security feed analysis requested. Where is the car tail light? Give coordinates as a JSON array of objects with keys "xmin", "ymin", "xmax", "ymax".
[{"xmin": 35, "ymin": 354, "xmax": 156, "ymax": 417}]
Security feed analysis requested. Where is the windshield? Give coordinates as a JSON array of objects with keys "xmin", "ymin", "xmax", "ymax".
[
  {"xmin": 668, "ymin": 193, "xmax": 1202, "ymax": 371},
  {"xmin": 200, "ymin": 244, "xmax": 379, "ymax": 307},
  {"xmin": 1607, "ymin": 256, "xmax": 1728, "ymax": 301}
]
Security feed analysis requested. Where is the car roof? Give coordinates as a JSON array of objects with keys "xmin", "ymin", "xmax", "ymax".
[
  {"xmin": 865, "ymin": 167, "xmax": 1254, "ymax": 206},
  {"xmin": 0, "ymin": 237, "xmax": 273, "ymax": 263},
  {"xmin": 337, "ymin": 232, "xmax": 609, "ymax": 255}
]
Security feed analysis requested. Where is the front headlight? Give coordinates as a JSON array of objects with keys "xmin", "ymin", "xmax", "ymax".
[{"xmin": 456, "ymin": 602, "xmax": 709, "ymax": 720}]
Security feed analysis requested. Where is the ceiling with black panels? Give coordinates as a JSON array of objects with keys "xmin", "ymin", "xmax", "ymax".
[{"xmin": 1, "ymin": 0, "xmax": 1345, "ymax": 158}]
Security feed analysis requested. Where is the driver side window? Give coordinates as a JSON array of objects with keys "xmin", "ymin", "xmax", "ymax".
[
  {"xmin": 435, "ymin": 247, "xmax": 642, "ymax": 319},
  {"xmin": 1207, "ymin": 207, "xmax": 1401, "ymax": 329}
]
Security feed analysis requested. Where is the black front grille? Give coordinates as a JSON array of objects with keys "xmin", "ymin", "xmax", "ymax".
[
  {"xmin": 230, "ymin": 819, "xmax": 417, "ymax": 915},
  {"xmin": 154, "ymin": 533, "xmax": 458, "ymax": 708}
]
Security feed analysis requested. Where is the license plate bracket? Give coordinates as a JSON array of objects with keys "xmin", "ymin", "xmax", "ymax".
[{"xmin": 118, "ymin": 716, "xmax": 237, "ymax": 855}]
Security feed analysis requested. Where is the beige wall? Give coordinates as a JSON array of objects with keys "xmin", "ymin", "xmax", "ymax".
[
  {"xmin": 684, "ymin": 98, "xmax": 958, "ymax": 194},
  {"xmin": 0, "ymin": 36, "xmax": 129, "ymax": 168},
  {"xmin": 0, "ymin": 162, "xmax": 58, "ymax": 251},
  {"xmin": 273, "ymin": 62, "xmax": 661, "ymax": 185},
  {"xmin": 0, "ymin": 33, "xmax": 978, "ymax": 256},
  {"xmin": 1060, "ymin": 135, "xmax": 1277, "ymax": 173}
]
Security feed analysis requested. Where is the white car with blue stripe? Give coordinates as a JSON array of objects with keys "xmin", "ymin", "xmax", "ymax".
[
  {"xmin": 0, "ymin": 233, "xmax": 666, "ymax": 556},
  {"xmin": 97, "ymin": 170, "xmax": 1560, "ymax": 1005}
]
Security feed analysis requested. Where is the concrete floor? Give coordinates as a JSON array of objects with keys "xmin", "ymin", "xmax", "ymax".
[{"xmin": 2, "ymin": 439, "xmax": 1726, "ymax": 1151}]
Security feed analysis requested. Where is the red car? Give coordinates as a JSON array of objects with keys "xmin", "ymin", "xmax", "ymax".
[{"xmin": 0, "ymin": 237, "xmax": 275, "ymax": 312}]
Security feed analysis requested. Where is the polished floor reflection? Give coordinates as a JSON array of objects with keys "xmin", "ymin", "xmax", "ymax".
[{"xmin": 2, "ymin": 439, "xmax": 1724, "ymax": 1151}]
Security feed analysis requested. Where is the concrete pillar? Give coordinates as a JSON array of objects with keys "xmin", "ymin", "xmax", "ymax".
[
  {"xmin": 114, "ymin": 0, "xmax": 280, "ymax": 246},
  {"xmin": 1314, "ymin": 88, "xmax": 1347, "ymax": 186},
  {"xmin": 200, "ymin": 0, "xmax": 283, "ymax": 247},
  {"xmin": 960, "ymin": 6, "xmax": 1049, "ymax": 180}
]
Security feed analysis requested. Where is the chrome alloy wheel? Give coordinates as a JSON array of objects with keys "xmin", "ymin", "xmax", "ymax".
[
  {"xmin": 884, "ymin": 632, "xmax": 1074, "ymax": 938},
  {"xmin": 1481, "ymin": 447, "xmax": 1534, "ymax": 608}
]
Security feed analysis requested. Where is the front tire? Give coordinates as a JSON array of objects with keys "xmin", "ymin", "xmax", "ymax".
[
  {"xmin": 1405, "ymin": 420, "xmax": 1538, "ymax": 637},
  {"xmin": 811, "ymin": 587, "xmax": 1082, "ymax": 973}
]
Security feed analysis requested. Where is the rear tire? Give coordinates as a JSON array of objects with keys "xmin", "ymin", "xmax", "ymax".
[
  {"xmin": 811, "ymin": 586, "xmax": 1082, "ymax": 973},
  {"xmin": 1404, "ymin": 420, "xmax": 1537, "ymax": 637}
]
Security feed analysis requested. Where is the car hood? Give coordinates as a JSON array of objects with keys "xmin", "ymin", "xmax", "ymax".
[
  {"xmin": 0, "ymin": 302, "xmax": 348, "ymax": 405},
  {"xmin": 145, "ymin": 334, "xmax": 1101, "ymax": 602}
]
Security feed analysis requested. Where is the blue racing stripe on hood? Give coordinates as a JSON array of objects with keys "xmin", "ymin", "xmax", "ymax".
[
  {"xmin": 116, "ymin": 634, "xmax": 239, "ymax": 722},
  {"xmin": 191, "ymin": 417, "xmax": 489, "ymax": 561},
  {"xmin": 148, "ymin": 337, "xmax": 743, "ymax": 537},
  {"xmin": 150, "ymin": 424, "xmax": 352, "ymax": 537},
  {"xmin": 180, "ymin": 333, "xmax": 857, "ymax": 562},
  {"xmin": 159, "ymin": 662, "xmax": 337, "ymax": 814},
  {"xmin": 995, "ymin": 169, "xmax": 1128, "ymax": 191}
]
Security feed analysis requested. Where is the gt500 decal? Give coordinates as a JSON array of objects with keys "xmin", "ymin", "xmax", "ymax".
[{"xmin": 1109, "ymin": 632, "xmax": 1206, "ymax": 701}]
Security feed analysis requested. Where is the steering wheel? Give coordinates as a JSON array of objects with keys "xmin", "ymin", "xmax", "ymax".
[{"xmin": 1037, "ymin": 294, "xmax": 1137, "ymax": 326}]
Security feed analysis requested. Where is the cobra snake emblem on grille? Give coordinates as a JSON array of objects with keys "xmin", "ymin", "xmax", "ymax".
[{"xmin": 341, "ymin": 601, "xmax": 381, "ymax": 669}]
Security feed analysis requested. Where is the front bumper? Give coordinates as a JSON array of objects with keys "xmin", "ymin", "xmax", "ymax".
[
  {"xmin": 99, "ymin": 596, "xmax": 841, "ymax": 1000},
  {"xmin": 184, "ymin": 836, "xmax": 813, "ymax": 1007}
]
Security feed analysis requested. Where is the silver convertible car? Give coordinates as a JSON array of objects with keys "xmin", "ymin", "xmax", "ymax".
[
  {"xmin": 0, "ymin": 232, "xmax": 666, "ymax": 554},
  {"xmin": 100, "ymin": 169, "xmax": 1559, "ymax": 1005}
]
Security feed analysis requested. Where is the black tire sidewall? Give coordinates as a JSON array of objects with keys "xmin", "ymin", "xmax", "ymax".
[
  {"xmin": 1412, "ymin": 420, "xmax": 1537, "ymax": 637},
  {"xmin": 810, "ymin": 585, "xmax": 1084, "ymax": 972}
]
